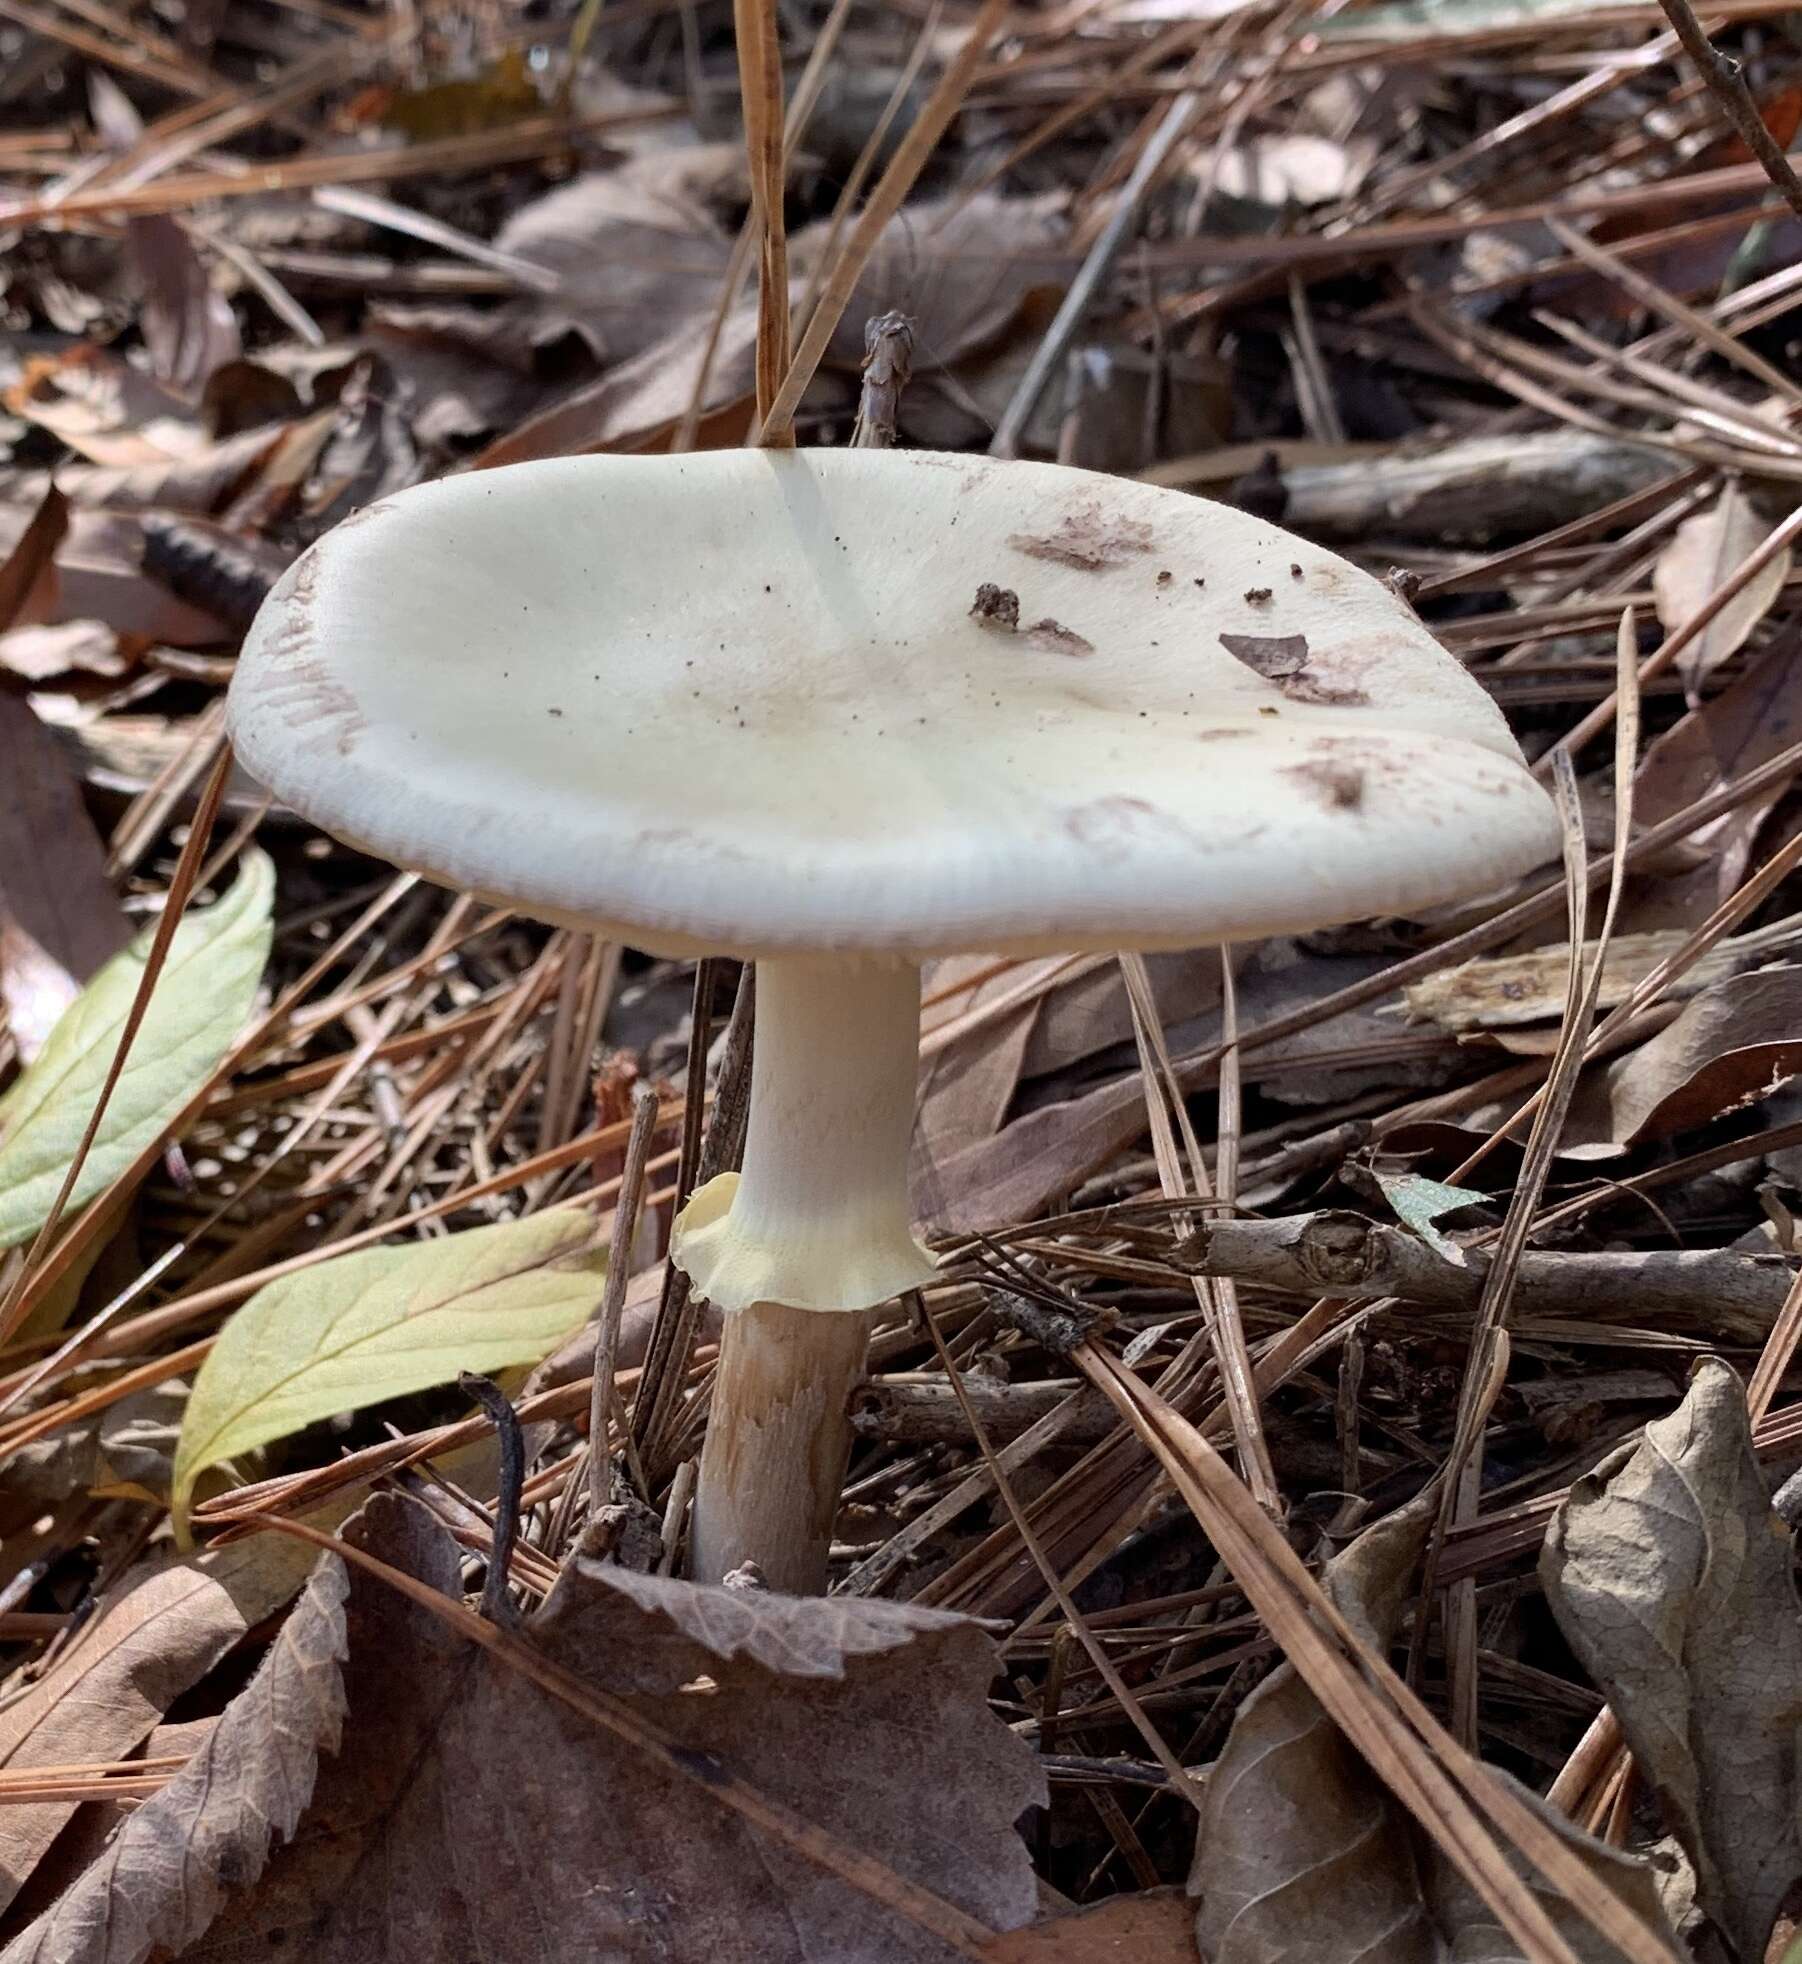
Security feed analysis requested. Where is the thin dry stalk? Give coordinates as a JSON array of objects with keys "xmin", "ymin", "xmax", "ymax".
[
  {"xmin": 589, "ymin": 1081, "xmax": 664, "ymax": 1513},
  {"xmin": 760, "ymin": 0, "xmax": 1011, "ymax": 444},
  {"xmin": 732, "ymin": 0, "xmax": 791, "ymax": 437}
]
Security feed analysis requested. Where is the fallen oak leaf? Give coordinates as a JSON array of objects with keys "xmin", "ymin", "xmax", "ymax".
[
  {"xmin": 0, "ymin": 1553, "xmax": 347, "ymax": 1964},
  {"xmin": 0, "ymin": 1525, "xmax": 329, "ymax": 1915},
  {"xmin": 172, "ymin": 1494, "xmax": 1042, "ymax": 1962},
  {"xmin": 1542, "ymin": 1358, "xmax": 1802, "ymax": 1963}
]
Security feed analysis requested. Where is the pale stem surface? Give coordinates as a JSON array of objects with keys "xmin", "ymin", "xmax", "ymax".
[{"xmin": 690, "ymin": 957, "xmax": 925, "ymax": 1591}]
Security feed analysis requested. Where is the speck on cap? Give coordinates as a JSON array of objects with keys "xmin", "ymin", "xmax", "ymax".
[{"xmin": 229, "ymin": 450, "xmax": 1560, "ymax": 956}]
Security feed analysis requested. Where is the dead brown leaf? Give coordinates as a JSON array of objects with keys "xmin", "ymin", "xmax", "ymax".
[
  {"xmin": 980, "ymin": 1888, "xmax": 1196, "ymax": 1961},
  {"xmin": 177, "ymin": 1494, "xmax": 1043, "ymax": 1961},
  {"xmin": 914, "ymin": 956, "xmax": 1048, "ymax": 1174},
  {"xmin": 1628, "ymin": 632, "xmax": 1802, "ymax": 930},
  {"xmin": 495, "ymin": 171, "xmax": 736, "ymax": 364},
  {"xmin": 0, "ymin": 693, "xmax": 129, "ymax": 1061},
  {"xmin": 0, "ymin": 485, "xmax": 66, "ymax": 635},
  {"xmin": 1194, "ymin": 1491, "xmax": 1674, "ymax": 1964},
  {"xmin": 0, "ymin": 503, "xmax": 235, "ymax": 646},
  {"xmin": 475, "ymin": 297, "xmax": 780, "ymax": 467},
  {"xmin": 920, "ymin": 944, "xmax": 1433, "ymax": 1232},
  {"xmin": 1601, "ymin": 966, "xmax": 1802, "ymax": 1142},
  {"xmin": 0, "ymin": 1530, "xmax": 324, "ymax": 1913},
  {"xmin": 1651, "ymin": 483, "xmax": 1792, "ymax": 703},
  {"xmin": 5, "ymin": 349, "xmax": 212, "ymax": 471},
  {"xmin": 817, "ymin": 192, "xmax": 1067, "ymax": 371},
  {"xmin": 0, "ymin": 1554, "xmax": 348, "ymax": 1964},
  {"xmin": 2, "ymin": 424, "xmax": 296, "ymax": 517},
  {"xmin": 0, "ymin": 623, "xmax": 125, "ymax": 686},
  {"xmin": 1541, "ymin": 1358, "xmax": 1802, "ymax": 1963},
  {"xmin": 126, "ymin": 216, "xmax": 241, "ymax": 398},
  {"xmin": 1, "ymin": 1380, "xmax": 185, "ymax": 1505}
]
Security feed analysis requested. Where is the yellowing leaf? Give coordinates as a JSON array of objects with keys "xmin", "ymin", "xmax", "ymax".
[
  {"xmin": 0, "ymin": 851, "xmax": 274, "ymax": 1252},
  {"xmin": 1651, "ymin": 483, "xmax": 1791, "ymax": 701},
  {"xmin": 172, "ymin": 1209, "xmax": 604, "ymax": 1534}
]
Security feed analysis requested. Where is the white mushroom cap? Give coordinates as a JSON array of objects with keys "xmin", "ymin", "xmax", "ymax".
[{"xmin": 229, "ymin": 450, "xmax": 1558, "ymax": 956}]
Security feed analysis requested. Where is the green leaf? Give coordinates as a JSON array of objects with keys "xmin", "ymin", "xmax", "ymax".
[
  {"xmin": 172, "ymin": 1209, "xmax": 604, "ymax": 1534},
  {"xmin": 0, "ymin": 851, "xmax": 274, "ymax": 1252}
]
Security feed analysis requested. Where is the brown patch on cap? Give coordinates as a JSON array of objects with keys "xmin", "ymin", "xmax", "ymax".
[
  {"xmin": 1026, "ymin": 617, "xmax": 1094, "ymax": 656},
  {"xmin": 970, "ymin": 583, "xmax": 1020, "ymax": 631},
  {"xmin": 1284, "ymin": 759, "xmax": 1365, "ymax": 810},
  {"xmin": 1281, "ymin": 674, "xmax": 1372, "ymax": 707},
  {"xmin": 1008, "ymin": 501, "xmax": 1154, "ymax": 572},
  {"xmin": 1064, "ymin": 794, "xmax": 1161, "ymax": 856}
]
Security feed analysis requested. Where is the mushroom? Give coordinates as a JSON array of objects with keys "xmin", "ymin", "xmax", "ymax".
[{"xmin": 228, "ymin": 449, "xmax": 1559, "ymax": 1594}]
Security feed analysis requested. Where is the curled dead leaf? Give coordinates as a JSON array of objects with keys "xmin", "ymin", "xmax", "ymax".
[
  {"xmin": 1651, "ymin": 483, "xmax": 1792, "ymax": 704},
  {"xmin": 1194, "ymin": 1490, "xmax": 1679, "ymax": 1964},
  {"xmin": 1542, "ymin": 1359, "xmax": 1802, "ymax": 1963},
  {"xmin": 0, "ymin": 1553, "xmax": 348, "ymax": 1964}
]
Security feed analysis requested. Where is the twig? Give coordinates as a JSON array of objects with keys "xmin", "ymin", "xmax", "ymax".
[
  {"xmin": 658, "ymin": 1458, "xmax": 698, "ymax": 1575},
  {"xmin": 1651, "ymin": 0, "xmax": 1802, "ymax": 227},
  {"xmin": 589, "ymin": 1081, "xmax": 664, "ymax": 1514},
  {"xmin": 850, "ymin": 311, "xmax": 915, "ymax": 449},
  {"xmin": 456, "ymin": 1373, "xmax": 524, "ymax": 1628},
  {"xmin": 1168, "ymin": 1212, "xmax": 1797, "ymax": 1333},
  {"xmin": 632, "ymin": 964, "xmax": 756, "ymax": 1471}
]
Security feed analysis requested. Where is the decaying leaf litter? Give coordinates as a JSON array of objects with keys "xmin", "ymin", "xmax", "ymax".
[{"xmin": 1, "ymin": 1, "xmax": 1802, "ymax": 1959}]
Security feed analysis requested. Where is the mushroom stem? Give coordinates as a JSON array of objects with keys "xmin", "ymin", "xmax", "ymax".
[
  {"xmin": 692, "ymin": 1299, "xmax": 876, "ymax": 1593},
  {"xmin": 688, "ymin": 956, "xmax": 929, "ymax": 1592}
]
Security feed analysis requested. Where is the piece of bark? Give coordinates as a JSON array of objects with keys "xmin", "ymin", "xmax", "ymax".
[
  {"xmin": 852, "ymin": 1378, "xmax": 1113, "ymax": 1447},
  {"xmin": 1261, "ymin": 432, "xmax": 1673, "ymax": 544}
]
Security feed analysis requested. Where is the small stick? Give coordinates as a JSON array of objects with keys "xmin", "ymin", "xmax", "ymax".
[
  {"xmin": 589, "ymin": 1082, "xmax": 664, "ymax": 1515},
  {"xmin": 633, "ymin": 963, "xmax": 756, "ymax": 1471},
  {"xmin": 851, "ymin": 311, "xmax": 914, "ymax": 449},
  {"xmin": 1650, "ymin": 0, "xmax": 1802, "ymax": 229},
  {"xmin": 658, "ymin": 1458, "xmax": 698, "ymax": 1575},
  {"xmin": 457, "ymin": 1371, "xmax": 524, "ymax": 1627}
]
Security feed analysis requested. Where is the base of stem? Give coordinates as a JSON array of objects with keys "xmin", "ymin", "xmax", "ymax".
[{"xmin": 689, "ymin": 1300, "xmax": 873, "ymax": 1594}]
